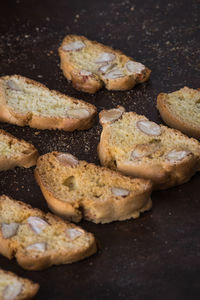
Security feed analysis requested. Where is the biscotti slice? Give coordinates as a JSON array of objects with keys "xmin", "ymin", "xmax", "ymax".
[
  {"xmin": 0, "ymin": 130, "xmax": 38, "ymax": 171},
  {"xmin": 0, "ymin": 269, "xmax": 39, "ymax": 300},
  {"xmin": 98, "ymin": 106, "xmax": 200, "ymax": 190},
  {"xmin": 58, "ymin": 35, "xmax": 151, "ymax": 93},
  {"xmin": 35, "ymin": 152, "xmax": 152, "ymax": 224},
  {"xmin": 0, "ymin": 75, "xmax": 97, "ymax": 131},
  {"xmin": 157, "ymin": 87, "xmax": 200, "ymax": 139},
  {"xmin": 0, "ymin": 195, "xmax": 97, "ymax": 270}
]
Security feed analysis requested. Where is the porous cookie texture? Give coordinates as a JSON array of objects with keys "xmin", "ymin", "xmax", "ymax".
[
  {"xmin": 157, "ymin": 87, "xmax": 200, "ymax": 139},
  {"xmin": 0, "ymin": 195, "xmax": 97, "ymax": 270},
  {"xmin": 98, "ymin": 106, "xmax": 200, "ymax": 189},
  {"xmin": 0, "ymin": 269, "xmax": 39, "ymax": 300},
  {"xmin": 0, "ymin": 130, "xmax": 38, "ymax": 171},
  {"xmin": 0, "ymin": 75, "xmax": 97, "ymax": 131},
  {"xmin": 58, "ymin": 35, "xmax": 151, "ymax": 93},
  {"xmin": 35, "ymin": 152, "xmax": 152, "ymax": 224}
]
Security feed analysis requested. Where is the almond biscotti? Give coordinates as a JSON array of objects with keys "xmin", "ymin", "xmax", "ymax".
[
  {"xmin": 0, "ymin": 195, "xmax": 97, "ymax": 270},
  {"xmin": 157, "ymin": 87, "xmax": 200, "ymax": 139},
  {"xmin": 35, "ymin": 152, "xmax": 152, "ymax": 224},
  {"xmin": 0, "ymin": 269, "xmax": 39, "ymax": 300},
  {"xmin": 58, "ymin": 35, "xmax": 151, "ymax": 93},
  {"xmin": 0, "ymin": 75, "xmax": 97, "ymax": 131},
  {"xmin": 98, "ymin": 106, "xmax": 200, "ymax": 190},
  {"xmin": 0, "ymin": 129, "xmax": 38, "ymax": 171}
]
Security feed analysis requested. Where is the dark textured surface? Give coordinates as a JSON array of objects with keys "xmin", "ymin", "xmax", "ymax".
[{"xmin": 0, "ymin": 0, "xmax": 200, "ymax": 299}]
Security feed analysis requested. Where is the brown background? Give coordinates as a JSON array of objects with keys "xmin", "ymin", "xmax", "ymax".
[{"xmin": 0, "ymin": 0, "xmax": 200, "ymax": 299}]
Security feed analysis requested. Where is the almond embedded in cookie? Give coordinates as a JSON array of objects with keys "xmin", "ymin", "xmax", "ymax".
[
  {"xmin": 125, "ymin": 61, "xmax": 145, "ymax": 74},
  {"xmin": 65, "ymin": 228, "xmax": 83, "ymax": 240},
  {"xmin": 98, "ymin": 63, "xmax": 114, "ymax": 74},
  {"xmin": 136, "ymin": 120, "xmax": 161, "ymax": 136},
  {"xmin": 27, "ymin": 217, "xmax": 48, "ymax": 234},
  {"xmin": 131, "ymin": 143, "xmax": 160, "ymax": 159},
  {"xmin": 26, "ymin": 242, "xmax": 47, "ymax": 253},
  {"xmin": 0, "ymin": 269, "xmax": 39, "ymax": 300},
  {"xmin": 103, "ymin": 69, "xmax": 124, "ymax": 79},
  {"xmin": 62, "ymin": 40, "xmax": 86, "ymax": 51},
  {"xmin": 6, "ymin": 80, "xmax": 21, "ymax": 91},
  {"xmin": 111, "ymin": 187, "xmax": 130, "ymax": 197},
  {"xmin": 95, "ymin": 52, "xmax": 116, "ymax": 63},
  {"xmin": 3, "ymin": 280, "xmax": 22, "ymax": 300},
  {"xmin": 99, "ymin": 106, "xmax": 125, "ymax": 124},
  {"xmin": 67, "ymin": 108, "xmax": 90, "ymax": 119},
  {"xmin": 165, "ymin": 149, "xmax": 192, "ymax": 163},
  {"xmin": 1, "ymin": 223, "xmax": 19, "ymax": 239},
  {"xmin": 56, "ymin": 153, "xmax": 79, "ymax": 167}
]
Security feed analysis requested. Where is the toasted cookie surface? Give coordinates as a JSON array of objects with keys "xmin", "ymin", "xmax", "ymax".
[
  {"xmin": 58, "ymin": 35, "xmax": 151, "ymax": 93},
  {"xmin": 0, "ymin": 75, "xmax": 97, "ymax": 131},
  {"xmin": 98, "ymin": 107, "xmax": 200, "ymax": 189},
  {"xmin": 35, "ymin": 152, "xmax": 152, "ymax": 223},
  {"xmin": 0, "ymin": 269, "xmax": 39, "ymax": 300},
  {"xmin": 0, "ymin": 129, "xmax": 38, "ymax": 171},
  {"xmin": 0, "ymin": 195, "xmax": 97, "ymax": 270},
  {"xmin": 157, "ymin": 87, "xmax": 200, "ymax": 139}
]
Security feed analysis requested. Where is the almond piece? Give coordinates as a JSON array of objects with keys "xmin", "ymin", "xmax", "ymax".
[
  {"xmin": 6, "ymin": 80, "xmax": 21, "ymax": 91},
  {"xmin": 131, "ymin": 143, "xmax": 159, "ymax": 159},
  {"xmin": 95, "ymin": 52, "xmax": 116, "ymax": 63},
  {"xmin": 67, "ymin": 108, "xmax": 90, "ymax": 119},
  {"xmin": 100, "ymin": 107, "xmax": 125, "ymax": 124},
  {"xmin": 104, "ymin": 68, "xmax": 124, "ymax": 79},
  {"xmin": 62, "ymin": 41, "xmax": 85, "ymax": 51},
  {"xmin": 27, "ymin": 216, "xmax": 48, "ymax": 234},
  {"xmin": 79, "ymin": 70, "xmax": 92, "ymax": 76},
  {"xmin": 111, "ymin": 187, "xmax": 130, "ymax": 197},
  {"xmin": 66, "ymin": 228, "xmax": 83, "ymax": 240},
  {"xmin": 125, "ymin": 61, "xmax": 145, "ymax": 74},
  {"xmin": 166, "ymin": 149, "xmax": 191, "ymax": 163},
  {"xmin": 3, "ymin": 281, "xmax": 22, "ymax": 300},
  {"xmin": 136, "ymin": 120, "xmax": 161, "ymax": 136},
  {"xmin": 98, "ymin": 63, "xmax": 114, "ymax": 74},
  {"xmin": 26, "ymin": 242, "xmax": 47, "ymax": 252},
  {"xmin": 56, "ymin": 153, "xmax": 79, "ymax": 167},
  {"xmin": 1, "ymin": 223, "xmax": 19, "ymax": 239}
]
